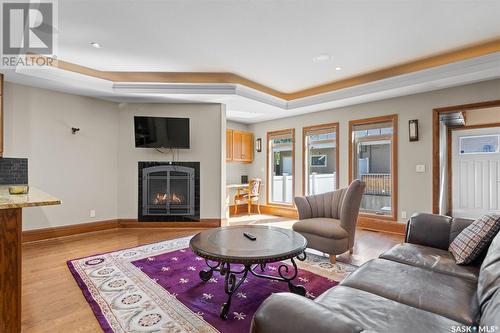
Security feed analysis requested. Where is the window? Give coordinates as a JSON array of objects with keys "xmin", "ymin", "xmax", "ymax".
[
  {"xmin": 303, "ymin": 123, "xmax": 339, "ymax": 196},
  {"xmin": 349, "ymin": 115, "xmax": 398, "ymax": 219},
  {"xmin": 311, "ymin": 155, "xmax": 327, "ymax": 167},
  {"xmin": 459, "ymin": 134, "xmax": 499, "ymax": 154},
  {"xmin": 267, "ymin": 129, "xmax": 295, "ymax": 205}
]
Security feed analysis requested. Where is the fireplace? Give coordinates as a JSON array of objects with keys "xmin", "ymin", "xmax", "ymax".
[{"xmin": 138, "ymin": 162, "xmax": 200, "ymax": 222}]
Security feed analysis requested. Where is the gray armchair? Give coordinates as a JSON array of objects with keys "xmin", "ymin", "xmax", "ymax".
[{"xmin": 292, "ymin": 180, "xmax": 365, "ymax": 263}]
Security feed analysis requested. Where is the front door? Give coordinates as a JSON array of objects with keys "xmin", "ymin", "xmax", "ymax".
[{"xmin": 452, "ymin": 126, "xmax": 500, "ymax": 219}]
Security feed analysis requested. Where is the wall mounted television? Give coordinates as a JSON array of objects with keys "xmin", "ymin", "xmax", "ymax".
[{"xmin": 134, "ymin": 116, "xmax": 190, "ymax": 149}]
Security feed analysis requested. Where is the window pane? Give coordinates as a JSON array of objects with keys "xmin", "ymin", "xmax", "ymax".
[
  {"xmin": 459, "ymin": 135, "xmax": 499, "ymax": 154},
  {"xmin": 353, "ymin": 121, "xmax": 393, "ymax": 215},
  {"xmin": 304, "ymin": 127, "xmax": 337, "ymax": 195},
  {"xmin": 269, "ymin": 134, "xmax": 293, "ymax": 204}
]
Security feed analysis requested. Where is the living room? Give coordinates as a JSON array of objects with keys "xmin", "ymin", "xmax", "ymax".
[{"xmin": 0, "ymin": 1, "xmax": 499, "ymax": 332}]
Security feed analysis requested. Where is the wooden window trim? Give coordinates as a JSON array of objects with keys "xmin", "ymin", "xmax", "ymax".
[
  {"xmin": 302, "ymin": 122, "xmax": 339, "ymax": 196},
  {"xmin": 266, "ymin": 128, "xmax": 295, "ymax": 207},
  {"xmin": 348, "ymin": 114, "xmax": 398, "ymax": 221},
  {"xmin": 432, "ymin": 99, "xmax": 500, "ymax": 214}
]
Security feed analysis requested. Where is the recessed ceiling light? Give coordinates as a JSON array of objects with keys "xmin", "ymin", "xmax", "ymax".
[
  {"xmin": 335, "ymin": 67, "xmax": 342, "ymax": 71},
  {"xmin": 90, "ymin": 42, "xmax": 102, "ymax": 49},
  {"xmin": 312, "ymin": 54, "xmax": 332, "ymax": 63}
]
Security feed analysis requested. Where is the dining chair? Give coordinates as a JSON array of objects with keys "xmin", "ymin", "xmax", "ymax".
[{"xmin": 234, "ymin": 179, "xmax": 262, "ymax": 215}]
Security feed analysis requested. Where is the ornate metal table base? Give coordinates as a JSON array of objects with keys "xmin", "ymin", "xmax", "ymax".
[{"xmin": 199, "ymin": 252, "xmax": 307, "ymax": 320}]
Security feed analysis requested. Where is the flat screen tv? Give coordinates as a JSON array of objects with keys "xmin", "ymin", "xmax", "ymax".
[{"xmin": 134, "ymin": 116, "xmax": 190, "ymax": 149}]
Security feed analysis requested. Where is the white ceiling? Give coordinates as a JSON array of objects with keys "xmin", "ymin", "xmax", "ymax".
[
  {"xmin": 2, "ymin": 0, "xmax": 500, "ymax": 123},
  {"xmin": 57, "ymin": 0, "xmax": 500, "ymax": 92}
]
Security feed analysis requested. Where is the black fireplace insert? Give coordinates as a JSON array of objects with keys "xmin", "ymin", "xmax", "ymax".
[{"xmin": 138, "ymin": 162, "xmax": 200, "ymax": 222}]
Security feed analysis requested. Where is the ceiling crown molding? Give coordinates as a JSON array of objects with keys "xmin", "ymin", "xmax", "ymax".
[
  {"xmin": 29, "ymin": 37, "xmax": 500, "ymax": 101},
  {"xmin": 110, "ymin": 52, "xmax": 500, "ymax": 111},
  {"xmin": 285, "ymin": 37, "xmax": 500, "ymax": 99},
  {"xmin": 6, "ymin": 38, "xmax": 499, "ymax": 124}
]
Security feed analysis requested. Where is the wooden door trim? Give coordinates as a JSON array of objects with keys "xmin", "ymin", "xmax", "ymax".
[
  {"xmin": 266, "ymin": 128, "xmax": 295, "ymax": 207},
  {"xmin": 432, "ymin": 99, "xmax": 500, "ymax": 214},
  {"xmin": 302, "ymin": 122, "xmax": 339, "ymax": 195},
  {"xmin": 348, "ymin": 114, "xmax": 398, "ymax": 221}
]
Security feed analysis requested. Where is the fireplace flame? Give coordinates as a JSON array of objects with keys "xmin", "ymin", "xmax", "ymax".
[{"xmin": 154, "ymin": 193, "xmax": 183, "ymax": 205}]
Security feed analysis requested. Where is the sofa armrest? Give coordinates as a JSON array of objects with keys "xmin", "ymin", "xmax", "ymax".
[
  {"xmin": 294, "ymin": 196, "xmax": 312, "ymax": 220},
  {"xmin": 405, "ymin": 213, "xmax": 452, "ymax": 250},
  {"xmin": 250, "ymin": 293, "xmax": 363, "ymax": 333}
]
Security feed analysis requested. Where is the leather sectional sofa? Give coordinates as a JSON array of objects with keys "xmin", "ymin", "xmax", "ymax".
[{"xmin": 250, "ymin": 213, "xmax": 500, "ymax": 332}]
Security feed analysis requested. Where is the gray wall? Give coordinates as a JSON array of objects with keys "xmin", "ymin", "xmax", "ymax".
[
  {"xmin": 117, "ymin": 103, "xmax": 225, "ymax": 220},
  {"xmin": 5, "ymin": 78, "xmax": 500, "ymax": 228},
  {"xmin": 4, "ymin": 83, "xmax": 119, "ymax": 230},
  {"xmin": 4, "ymin": 83, "xmax": 226, "ymax": 230},
  {"xmin": 248, "ymin": 79, "xmax": 500, "ymax": 222}
]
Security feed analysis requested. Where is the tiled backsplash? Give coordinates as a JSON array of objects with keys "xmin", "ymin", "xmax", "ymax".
[{"xmin": 0, "ymin": 158, "xmax": 28, "ymax": 185}]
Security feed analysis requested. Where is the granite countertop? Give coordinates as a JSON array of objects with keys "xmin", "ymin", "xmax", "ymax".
[{"xmin": 0, "ymin": 186, "xmax": 61, "ymax": 209}]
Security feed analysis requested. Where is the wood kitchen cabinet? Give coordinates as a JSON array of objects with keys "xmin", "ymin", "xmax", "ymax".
[{"xmin": 227, "ymin": 129, "xmax": 253, "ymax": 163}]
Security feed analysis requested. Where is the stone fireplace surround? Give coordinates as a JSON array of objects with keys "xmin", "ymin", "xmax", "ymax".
[{"xmin": 138, "ymin": 161, "xmax": 200, "ymax": 222}]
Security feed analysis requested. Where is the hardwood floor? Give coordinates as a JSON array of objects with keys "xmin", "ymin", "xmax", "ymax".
[
  {"xmin": 228, "ymin": 214, "xmax": 403, "ymax": 266},
  {"xmin": 336, "ymin": 227, "xmax": 403, "ymax": 266},
  {"xmin": 21, "ymin": 221, "xmax": 403, "ymax": 332}
]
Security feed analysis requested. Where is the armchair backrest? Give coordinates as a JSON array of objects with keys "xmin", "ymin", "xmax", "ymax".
[
  {"xmin": 339, "ymin": 180, "xmax": 366, "ymax": 247},
  {"xmin": 294, "ymin": 180, "xmax": 365, "ymax": 248}
]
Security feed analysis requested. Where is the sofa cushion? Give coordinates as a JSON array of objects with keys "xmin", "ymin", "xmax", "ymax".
[
  {"xmin": 477, "ymin": 231, "xmax": 500, "ymax": 311},
  {"xmin": 316, "ymin": 286, "xmax": 464, "ymax": 333},
  {"xmin": 449, "ymin": 213, "xmax": 500, "ymax": 264},
  {"xmin": 340, "ymin": 258, "xmax": 480, "ymax": 325},
  {"xmin": 380, "ymin": 243, "xmax": 479, "ymax": 281},
  {"xmin": 480, "ymin": 287, "xmax": 500, "ymax": 327},
  {"xmin": 292, "ymin": 218, "xmax": 348, "ymax": 239},
  {"xmin": 251, "ymin": 292, "xmax": 363, "ymax": 333},
  {"xmin": 450, "ymin": 217, "xmax": 474, "ymax": 243}
]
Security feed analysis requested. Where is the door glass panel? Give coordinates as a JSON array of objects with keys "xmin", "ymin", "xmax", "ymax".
[
  {"xmin": 459, "ymin": 134, "xmax": 499, "ymax": 154},
  {"xmin": 269, "ymin": 132, "xmax": 293, "ymax": 204},
  {"xmin": 352, "ymin": 121, "xmax": 393, "ymax": 216},
  {"xmin": 304, "ymin": 127, "xmax": 337, "ymax": 195}
]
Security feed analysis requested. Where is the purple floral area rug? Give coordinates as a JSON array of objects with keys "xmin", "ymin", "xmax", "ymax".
[{"xmin": 68, "ymin": 237, "xmax": 356, "ymax": 333}]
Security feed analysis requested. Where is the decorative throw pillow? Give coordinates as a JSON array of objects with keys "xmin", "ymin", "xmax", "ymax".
[{"xmin": 449, "ymin": 213, "xmax": 500, "ymax": 265}]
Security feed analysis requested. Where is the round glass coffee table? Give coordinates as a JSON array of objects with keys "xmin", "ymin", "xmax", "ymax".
[{"xmin": 189, "ymin": 225, "xmax": 307, "ymax": 319}]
